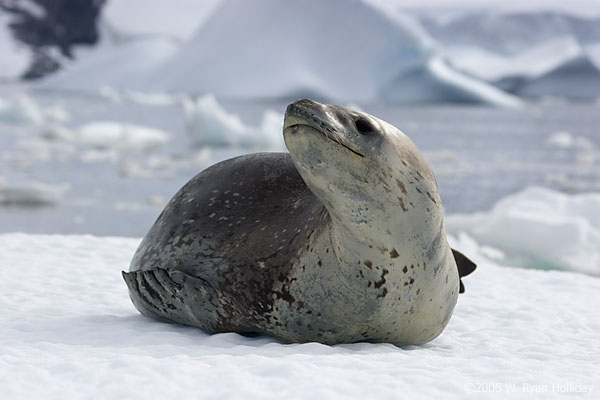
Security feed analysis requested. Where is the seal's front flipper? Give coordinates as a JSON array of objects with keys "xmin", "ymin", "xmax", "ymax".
[
  {"xmin": 451, "ymin": 249, "xmax": 477, "ymax": 293},
  {"xmin": 122, "ymin": 268, "xmax": 213, "ymax": 328}
]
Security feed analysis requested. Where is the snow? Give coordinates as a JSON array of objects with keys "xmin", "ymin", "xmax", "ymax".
[
  {"xmin": 446, "ymin": 187, "xmax": 600, "ymax": 276},
  {"xmin": 0, "ymin": 231, "xmax": 598, "ymax": 399}
]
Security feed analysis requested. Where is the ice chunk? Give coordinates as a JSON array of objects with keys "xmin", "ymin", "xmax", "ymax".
[
  {"xmin": 123, "ymin": 91, "xmax": 180, "ymax": 106},
  {"xmin": 0, "ymin": 93, "xmax": 71, "ymax": 125},
  {"xmin": 43, "ymin": 121, "xmax": 170, "ymax": 152},
  {"xmin": 0, "ymin": 181, "xmax": 69, "ymax": 207},
  {"xmin": 77, "ymin": 121, "xmax": 170, "ymax": 152},
  {"xmin": 0, "ymin": 95, "xmax": 44, "ymax": 125},
  {"xmin": 183, "ymin": 94, "xmax": 284, "ymax": 149},
  {"xmin": 447, "ymin": 187, "xmax": 600, "ymax": 275},
  {"xmin": 546, "ymin": 131, "xmax": 595, "ymax": 150}
]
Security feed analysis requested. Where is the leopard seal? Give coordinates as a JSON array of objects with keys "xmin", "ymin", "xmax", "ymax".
[{"xmin": 122, "ymin": 99, "xmax": 475, "ymax": 345}]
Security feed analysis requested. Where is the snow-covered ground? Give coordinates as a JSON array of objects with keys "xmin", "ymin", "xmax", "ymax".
[{"xmin": 0, "ymin": 232, "xmax": 598, "ymax": 399}]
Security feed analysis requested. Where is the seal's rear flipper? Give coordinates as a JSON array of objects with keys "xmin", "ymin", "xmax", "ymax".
[
  {"xmin": 451, "ymin": 249, "xmax": 477, "ymax": 294},
  {"xmin": 122, "ymin": 268, "xmax": 212, "ymax": 328}
]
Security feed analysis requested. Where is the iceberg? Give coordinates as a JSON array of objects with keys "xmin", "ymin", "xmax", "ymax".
[
  {"xmin": 423, "ymin": 11, "xmax": 600, "ymax": 99},
  {"xmin": 498, "ymin": 52, "xmax": 600, "ymax": 99},
  {"xmin": 146, "ymin": 0, "xmax": 520, "ymax": 105},
  {"xmin": 36, "ymin": 0, "xmax": 520, "ymax": 105},
  {"xmin": 102, "ymin": 0, "xmax": 222, "ymax": 41},
  {"xmin": 7, "ymin": 1, "xmax": 600, "ymax": 101},
  {"xmin": 38, "ymin": 37, "xmax": 179, "ymax": 92}
]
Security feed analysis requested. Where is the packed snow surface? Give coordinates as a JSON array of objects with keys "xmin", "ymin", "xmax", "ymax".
[{"xmin": 0, "ymin": 233, "xmax": 598, "ymax": 399}]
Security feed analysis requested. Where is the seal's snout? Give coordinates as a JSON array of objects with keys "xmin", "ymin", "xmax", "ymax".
[
  {"xmin": 286, "ymin": 98, "xmax": 320, "ymax": 113},
  {"xmin": 284, "ymin": 99, "xmax": 325, "ymax": 133},
  {"xmin": 285, "ymin": 98, "xmax": 321, "ymax": 121}
]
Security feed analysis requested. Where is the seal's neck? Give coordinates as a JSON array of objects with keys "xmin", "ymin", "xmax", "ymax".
[{"xmin": 323, "ymin": 183, "xmax": 446, "ymax": 274}]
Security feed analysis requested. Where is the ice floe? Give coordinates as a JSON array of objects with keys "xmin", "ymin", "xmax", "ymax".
[{"xmin": 446, "ymin": 187, "xmax": 600, "ymax": 275}]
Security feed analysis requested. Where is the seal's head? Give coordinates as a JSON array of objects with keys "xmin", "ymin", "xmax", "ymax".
[{"xmin": 283, "ymin": 99, "xmax": 440, "ymax": 231}]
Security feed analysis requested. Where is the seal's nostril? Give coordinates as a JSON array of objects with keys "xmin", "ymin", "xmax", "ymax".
[{"xmin": 355, "ymin": 117, "xmax": 374, "ymax": 135}]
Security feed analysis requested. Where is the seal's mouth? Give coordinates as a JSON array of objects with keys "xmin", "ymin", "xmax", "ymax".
[
  {"xmin": 284, "ymin": 123, "xmax": 365, "ymax": 158},
  {"xmin": 284, "ymin": 101, "xmax": 364, "ymax": 158}
]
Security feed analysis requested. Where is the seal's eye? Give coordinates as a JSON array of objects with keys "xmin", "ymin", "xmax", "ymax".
[{"xmin": 355, "ymin": 117, "xmax": 375, "ymax": 135}]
